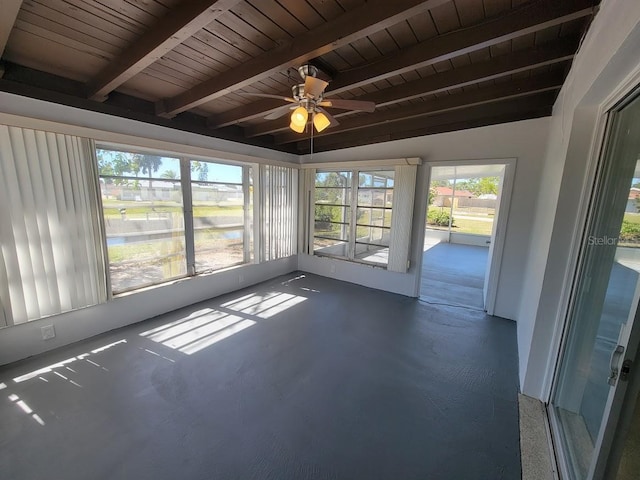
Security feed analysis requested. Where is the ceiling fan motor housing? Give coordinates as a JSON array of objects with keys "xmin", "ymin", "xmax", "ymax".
[
  {"xmin": 292, "ymin": 83, "xmax": 321, "ymax": 113},
  {"xmin": 298, "ymin": 64, "xmax": 318, "ymax": 79},
  {"xmin": 292, "ymin": 83, "xmax": 305, "ymax": 101}
]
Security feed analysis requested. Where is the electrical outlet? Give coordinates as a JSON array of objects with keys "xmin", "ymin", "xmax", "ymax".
[
  {"xmin": 239, "ymin": 274, "xmax": 244, "ymax": 284},
  {"xmin": 330, "ymin": 264, "xmax": 336, "ymax": 274},
  {"xmin": 41, "ymin": 325, "xmax": 55, "ymax": 340}
]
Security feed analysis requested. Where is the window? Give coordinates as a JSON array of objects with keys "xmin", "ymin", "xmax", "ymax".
[
  {"xmin": 314, "ymin": 171, "xmax": 352, "ymax": 258},
  {"xmin": 356, "ymin": 171, "xmax": 394, "ymax": 264},
  {"xmin": 97, "ymin": 145, "xmax": 293, "ymax": 295},
  {"xmin": 313, "ymin": 170, "xmax": 394, "ymax": 266},
  {"xmin": 190, "ymin": 160, "xmax": 252, "ymax": 273},
  {"xmin": 97, "ymin": 148, "xmax": 186, "ymax": 293}
]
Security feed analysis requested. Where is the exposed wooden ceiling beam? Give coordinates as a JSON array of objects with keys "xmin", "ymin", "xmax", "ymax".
[
  {"xmin": 274, "ymin": 72, "xmax": 563, "ymax": 144},
  {"xmin": 296, "ymin": 92, "xmax": 557, "ymax": 152},
  {"xmin": 302, "ymin": 107, "xmax": 553, "ymax": 153},
  {"xmin": 208, "ymin": 98, "xmax": 286, "ymax": 129},
  {"xmin": 326, "ymin": 0, "xmax": 594, "ymax": 95},
  {"xmin": 85, "ymin": 0, "xmax": 242, "ymax": 101},
  {"xmin": 245, "ymin": 39, "xmax": 576, "ymax": 138},
  {"xmin": 0, "ymin": 0, "xmax": 23, "ymax": 69},
  {"xmin": 156, "ymin": 0, "xmax": 450, "ymax": 117},
  {"xmin": 213, "ymin": 37, "xmax": 576, "ymax": 131}
]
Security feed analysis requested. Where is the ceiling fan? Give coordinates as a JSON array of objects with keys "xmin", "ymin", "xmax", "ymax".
[{"xmin": 244, "ymin": 65, "xmax": 376, "ymax": 134}]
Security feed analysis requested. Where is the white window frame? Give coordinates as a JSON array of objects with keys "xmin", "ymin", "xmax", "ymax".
[{"xmin": 96, "ymin": 143, "xmax": 256, "ymax": 294}]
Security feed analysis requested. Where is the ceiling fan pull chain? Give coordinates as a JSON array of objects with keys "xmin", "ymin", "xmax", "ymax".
[{"xmin": 310, "ymin": 113, "xmax": 314, "ymax": 160}]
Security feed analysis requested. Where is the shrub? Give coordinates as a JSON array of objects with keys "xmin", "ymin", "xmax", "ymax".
[
  {"xmin": 427, "ymin": 209, "xmax": 453, "ymax": 227},
  {"xmin": 620, "ymin": 220, "xmax": 640, "ymax": 243},
  {"xmin": 316, "ymin": 212, "xmax": 333, "ymax": 223}
]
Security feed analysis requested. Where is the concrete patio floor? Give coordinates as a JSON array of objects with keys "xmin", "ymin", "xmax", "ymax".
[{"xmin": 420, "ymin": 241, "xmax": 489, "ymax": 310}]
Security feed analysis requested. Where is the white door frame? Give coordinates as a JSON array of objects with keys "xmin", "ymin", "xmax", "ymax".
[{"xmin": 418, "ymin": 158, "xmax": 516, "ymax": 315}]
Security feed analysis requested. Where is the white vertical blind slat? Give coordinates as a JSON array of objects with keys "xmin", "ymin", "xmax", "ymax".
[
  {"xmin": 11, "ymin": 128, "xmax": 47, "ymax": 319},
  {"xmin": 0, "ymin": 127, "xmax": 28, "ymax": 322}
]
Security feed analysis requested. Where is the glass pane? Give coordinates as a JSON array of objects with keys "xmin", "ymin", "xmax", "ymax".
[
  {"xmin": 97, "ymin": 149, "xmax": 181, "ymax": 179},
  {"xmin": 314, "ymin": 222, "xmax": 350, "ymax": 242},
  {"xmin": 356, "ymin": 207, "xmax": 392, "ymax": 228},
  {"xmin": 190, "ymin": 160, "xmax": 242, "ymax": 184},
  {"xmin": 194, "ymin": 228, "xmax": 244, "ymax": 272},
  {"xmin": 357, "ymin": 189, "xmax": 392, "ymax": 207},
  {"xmin": 315, "ymin": 204, "xmax": 351, "ymax": 225},
  {"xmin": 192, "ymin": 182, "xmax": 245, "ymax": 273},
  {"xmin": 354, "ymin": 244, "xmax": 389, "ymax": 265},
  {"xmin": 247, "ymin": 167, "xmax": 254, "ymax": 262},
  {"xmin": 315, "ymin": 187, "xmax": 351, "ymax": 206},
  {"xmin": 313, "ymin": 238, "xmax": 348, "ymax": 257},
  {"xmin": 316, "ymin": 171, "xmax": 351, "ymax": 188},
  {"xmin": 356, "ymin": 226, "xmax": 390, "ymax": 247},
  {"xmin": 359, "ymin": 170, "xmax": 394, "ymax": 187},
  {"xmin": 100, "ymin": 180, "xmax": 186, "ymax": 293},
  {"xmin": 551, "ymin": 93, "xmax": 640, "ymax": 479}
]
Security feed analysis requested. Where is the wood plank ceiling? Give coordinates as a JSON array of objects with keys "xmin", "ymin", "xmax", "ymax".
[{"xmin": 0, "ymin": 0, "xmax": 599, "ymax": 154}]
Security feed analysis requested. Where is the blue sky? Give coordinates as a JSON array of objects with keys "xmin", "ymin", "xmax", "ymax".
[{"xmin": 97, "ymin": 149, "xmax": 242, "ymax": 183}]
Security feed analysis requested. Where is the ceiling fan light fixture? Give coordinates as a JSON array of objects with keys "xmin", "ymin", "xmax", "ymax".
[
  {"xmin": 290, "ymin": 106, "xmax": 308, "ymax": 131},
  {"xmin": 313, "ymin": 111, "xmax": 331, "ymax": 133},
  {"xmin": 290, "ymin": 120, "xmax": 306, "ymax": 133}
]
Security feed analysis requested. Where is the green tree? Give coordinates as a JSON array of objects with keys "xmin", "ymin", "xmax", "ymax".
[
  {"xmin": 315, "ymin": 172, "xmax": 350, "ymax": 226},
  {"xmin": 191, "ymin": 161, "xmax": 209, "ymax": 181},
  {"xmin": 161, "ymin": 169, "xmax": 178, "ymax": 179},
  {"xmin": 475, "ymin": 176, "xmax": 499, "ymax": 195},
  {"xmin": 96, "ymin": 150, "xmax": 141, "ymax": 186},
  {"xmin": 428, "ymin": 187, "xmax": 436, "ymax": 205},
  {"xmin": 137, "ymin": 155, "xmax": 163, "ymax": 196},
  {"xmin": 430, "ymin": 179, "xmax": 450, "ymax": 188}
]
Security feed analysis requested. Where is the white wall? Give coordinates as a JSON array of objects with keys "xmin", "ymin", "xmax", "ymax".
[
  {"xmin": 0, "ymin": 92, "xmax": 299, "ymax": 166},
  {"xmin": 518, "ymin": 0, "xmax": 640, "ymax": 399},
  {"xmin": 0, "ymin": 258, "xmax": 297, "ymax": 365},
  {"xmin": 300, "ymin": 117, "xmax": 550, "ymax": 320}
]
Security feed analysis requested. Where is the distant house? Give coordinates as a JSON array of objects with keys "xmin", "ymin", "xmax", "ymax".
[
  {"xmin": 432, "ymin": 186, "xmax": 475, "ymax": 207},
  {"xmin": 626, "ymin": 187, "xmax": 640, "ymax": 213}
]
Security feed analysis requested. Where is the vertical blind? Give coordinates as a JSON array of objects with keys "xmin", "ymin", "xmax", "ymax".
[
  {"xmin": 260, "ymin": 164, "xmax": 298, "ymax": 261},
  {"xmin": 0, "ymin": 125, "xmax": 106, "ymax": 326},
  {"xmin": 387, "ymin": 164, "xmax": 417, "ymax": 273}
]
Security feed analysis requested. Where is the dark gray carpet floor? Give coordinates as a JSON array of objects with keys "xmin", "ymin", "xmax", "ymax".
[{"xmin": 0, "ymin": 272, "xmax": 520, "ymax": 480}]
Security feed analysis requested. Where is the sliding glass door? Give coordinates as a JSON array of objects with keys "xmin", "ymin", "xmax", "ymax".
[{"xmin": 550, "ymin": 91, "xmax": 640, "ymax": 479}]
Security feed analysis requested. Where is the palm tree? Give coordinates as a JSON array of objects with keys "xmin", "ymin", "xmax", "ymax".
[
  {"xmin": 161, "ymin": 169, "xmax": 178, "ymax": 179},
  {"xmin": 137, "ymin": 154, "xmax": 163, "ymax": 200}
]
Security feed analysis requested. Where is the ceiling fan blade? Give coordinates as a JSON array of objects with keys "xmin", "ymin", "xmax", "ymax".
[
  {"xmin": 264, "ymin": 105, "xmax": 294, "ymax": 120},
  {"xmin": 318, "ymin": 98, "xmax": 376, "ymax": 112},
  {"xmin": 305, "ymin": 76, "xmax": 329, "ymax": 98},
  {"xmin": 238, "ymin": 92, "xmax": 296, "ymax": 102},
  {"xmin": 317, "ymin": 107, "xmax": 340, "ymax": 127}
]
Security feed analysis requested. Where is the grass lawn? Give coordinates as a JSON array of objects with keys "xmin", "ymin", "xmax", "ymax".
[
  {"xmin": 107, "ymin": 234, "xmax": 240, "ymax": 263},
  {"xmin": 624, "ymin": 213, "xmax": 640, "ymax": 224},
  {"xmin": 102, "ymin": 199, "xmax": 243, "ymax": 218},
  {"xmin": 426, "ymin": 217, "xmax": 494, "ymax": 236},
  {"xmin": 453, "ymin": 218, "xmax": 494, "ymax": 236}
]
